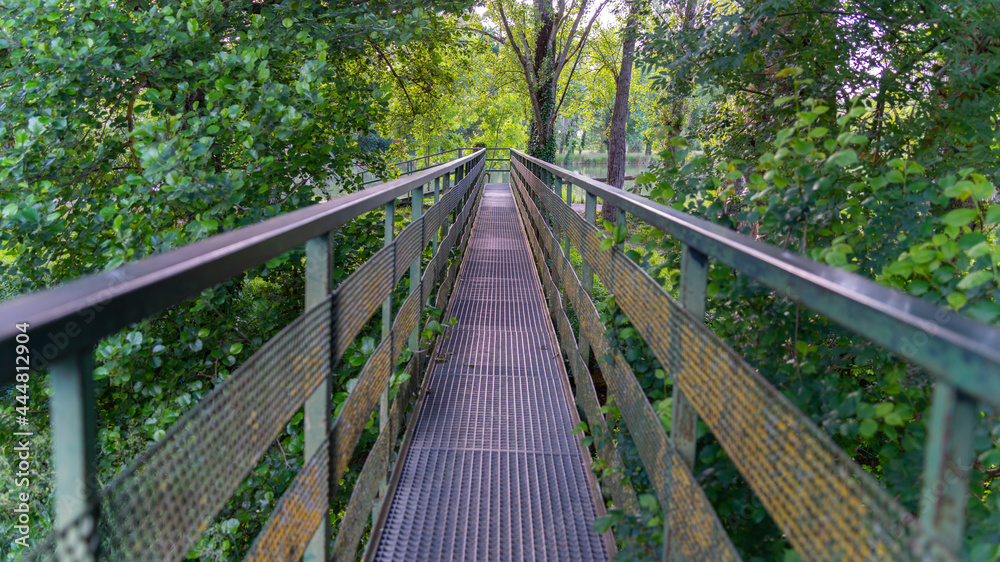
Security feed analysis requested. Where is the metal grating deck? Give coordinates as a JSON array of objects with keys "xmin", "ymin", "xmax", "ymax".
[{"xmin": 372, "ymin": 184, "xmax": 609, "ymax": 561}]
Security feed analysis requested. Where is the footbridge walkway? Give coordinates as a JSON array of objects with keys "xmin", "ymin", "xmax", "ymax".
[{"xmin": 2, "ymin": 148, "xmax": 998, "ymax": 561}]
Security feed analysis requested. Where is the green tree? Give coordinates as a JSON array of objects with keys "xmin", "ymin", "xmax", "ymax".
[{"xmin": 0, "ymin": 0, "xmax": 474, "ymax": 555}]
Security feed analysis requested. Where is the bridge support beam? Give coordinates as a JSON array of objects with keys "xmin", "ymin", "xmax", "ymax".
[{"xmin": 304, "ymin": 233, "xmax": 333, "ymax": 561}]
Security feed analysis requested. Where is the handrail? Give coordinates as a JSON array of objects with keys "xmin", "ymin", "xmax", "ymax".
[
  {"xmin": 0, "ymin": 150, "xmax": 485, "ymax": 378},
  {"xmin": 512, "ymin": 149, "xmax": 1000, "ymax": 407}
]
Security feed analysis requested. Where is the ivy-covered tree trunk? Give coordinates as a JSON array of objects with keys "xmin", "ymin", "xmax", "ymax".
[
  {"xmin": 528, "ymin": 0, "xmax": 557, "ymax": 162},
  {"xmin": 602, "ymin": 0, "xmax": 638, "ymax": 222}
]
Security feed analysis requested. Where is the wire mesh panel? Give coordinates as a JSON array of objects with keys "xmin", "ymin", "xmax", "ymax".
[{"xmin": 372, "ymin": 184, "xmax": 610, "ymax": 561}]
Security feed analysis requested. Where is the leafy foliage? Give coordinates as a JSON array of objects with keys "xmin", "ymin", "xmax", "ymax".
[{"xmin": 0, "ymin": 0, "xmax": 473, "ymax": 556}]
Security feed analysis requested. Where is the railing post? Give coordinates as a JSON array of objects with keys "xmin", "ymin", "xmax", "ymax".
[
  {"xmin": 674, "ymin": 244, "xmax": 707, "ymax": 468},
  {"xmin": 372, "ymin": 200, "xmax": 395, "ymax": 525},
  {"xmin": 432, "ymin": 177, "xmax": 441, "ymax": 256},
  {"xmin": 409, "ymin": 185, "xmax": 424, "ymax": 358},
  {"xmin": 557, "ymin": 176, "xmax": 569, "ymax": 259},
  {"xmin": 379, "ymin": 204, "xmax": 394, "ymax": 427},
  {"xmin": 579, "ymin": 192, "xmax": 598, "ymax": 368},
  {"xmin": 50, "ymin": 352, "xmax": 98, "ymax": 560},
  {"xmin": 304, "ymin": 233, "xmax": 333, "ymax": 561},
  {"xmin": 443, "ymin": 170, "xmax": 453, "ymax": 239},
  {"xmin": 662, "ymin": 244, "xmax": 708, "ymax": 561},
  {"xmin": 920, "ymin": 383, "xmax": 977, "ymax": 551},
  {"xmin": 616, "ymin": 208, "xmax": 627, "ymax": 251}
]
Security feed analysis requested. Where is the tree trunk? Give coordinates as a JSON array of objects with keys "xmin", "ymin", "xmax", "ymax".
[
  {"xmin": 528, "ymin": 0, "xmax": 557, "ymax": 162},
  {"xmin": 602, "ymin": 0, "xmax": 638, "ymax": 222}
]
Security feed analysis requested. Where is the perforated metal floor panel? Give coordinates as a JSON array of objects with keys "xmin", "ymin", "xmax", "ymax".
[{"xmin": 373, "ymin": 184, "xmax": 609, "ymax": 561}]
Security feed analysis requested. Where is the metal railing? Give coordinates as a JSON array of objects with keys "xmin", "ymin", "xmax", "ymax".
[
  {"xmin": 7, "ymin": 144, "xmax": 996, "ymax": 559},
  {"xmin": 362, "ymin": 147, "xmax": 511, "ymax": 187},
  {"xmin": 0, "ymin": 150, "xmax": 487, "ymax": 559},
  {"xmin": 510, "ymin": 149, "xmax": 1000, "ymax": 560}
]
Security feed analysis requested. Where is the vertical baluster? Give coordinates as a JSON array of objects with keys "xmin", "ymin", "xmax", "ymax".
[
  {"xmin": 556, "ymin": 175, "xmax": 570, "ymax": 313},
  {"xmin": 304, "ymin": 233, "xmax": 333, "ymax": 561},
  {"xmin": 674, "ymin": 245, "xmax": 706, "ymax": 465},
  {"xmin": 616, "ymin": 208, "xmax": 627, "ymax": 251},
  {"xmin": 579, "ymin": 191, "xmax": 597, "ymax": 371},
  {"xmin": 432, "ymin": 177, "xmax": 441, "ymax": 256},
  {"xmin": 558, "ymin": 176, "xmax": 570, "ymax": 259},
  {"xmin": 442, "ymin": 169, "xmax": 453, "ymax": 239},
  {"xmin": 379, "ymin": 203, "xmax": 395, "ymax": 426},
  {"xmin": 370, "ymin": 202, "xmax": 396, "ymax": 525},
  {"xmin": 920, "ymin": 383, "xmax": 977, "ymax": 552},
  {"xmin": 409, "ymin": 185, "xmax": 424, "ymax": 360},
  {"xmin": 51, "ymin": 353, "xmax": 97, "ymax": 561},
  {"xmin": 664, "ymin": 244, "xmax": 708, "ymax": 561}
]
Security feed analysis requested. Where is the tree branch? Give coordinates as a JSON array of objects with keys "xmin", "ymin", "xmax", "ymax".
[
  {"xmin": 371, "ymin": 43, "xmax": 415, "ymax": 115},
  {"xmin": 466, "ymin": 26, "xmax": 506, "ymax": 44}
]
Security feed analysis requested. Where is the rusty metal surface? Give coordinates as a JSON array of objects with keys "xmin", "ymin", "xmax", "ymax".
[{"xmin": 372, "ymin": 184, "xmax": 609, "ymax": 561}]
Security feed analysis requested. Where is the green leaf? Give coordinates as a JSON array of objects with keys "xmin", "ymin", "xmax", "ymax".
[
  {"xmin": 775, "ymin": 128, "xmax": 794, "ymax": 146},
  {"xmin": 971, "ymin": 181, "xmax": 995, "ymax": 201},
  {"xmin": 2, "ymin": 203, "xmax": 17, "ymax": 218},
  {"xmin": 599, "ymin": 237, "xmax": 613, "ymax": 251},
  {"xmin": 957, "ymin": 270, "xmax": 993, "ymax": 291},
  {"xmin": 968, "ymin": 242, "xmax": 991, "ymax": 259},
  {"xmin": 808, "ymin": 127, "xmax": 829, "ymax": 138},
  {"xmin": 944, "ymin": 180, "xmax": 974, "ymax": 199},
  {"xmin": 986, "ymin": 205, "xmax": 1000, "ymax": 225},
  {"xmin": 946, "ymin": 292, "xmax": 967, "ymax": 310},
  {"xmin": 884, "ymin": 260, "xmax": 913, "ymax": 277},
  {"xmin": 230, "ymin": 342, "xmax": 243, "ymax": 354},
  {"xmin": 941, "ymin": 208, "xmax": 977, "ymax": 227},
  {"xmin": 593, "ymin": 514, "xmax": 616, "ymax": 534},
  {"xmin": 859, "ymin": 418, "xmax": 878, "ymax": 438},
  {"xmin": 826, "ymin": 149, "xmax": 857, "ymax": 168},
  {"xmin": 774, "ymin": 66, "xmax": 803, "ymax": 78},
  {"xmin": 639, "ymin": 493, "xmax": 658, "ymax": 510}
]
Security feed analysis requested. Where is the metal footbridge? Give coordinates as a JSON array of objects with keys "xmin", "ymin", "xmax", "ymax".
[{"xmin": 3, "ymin": 148, "xmax": 999, "ymax": 561}]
